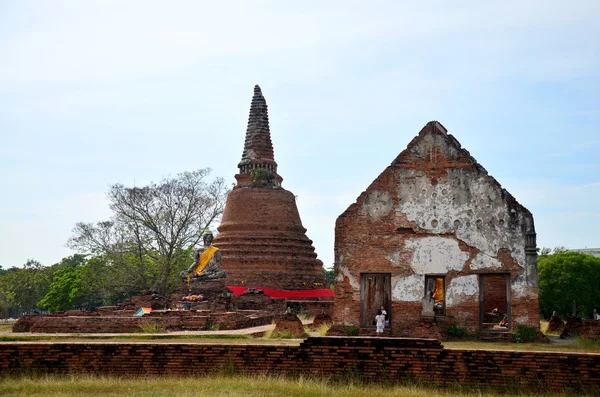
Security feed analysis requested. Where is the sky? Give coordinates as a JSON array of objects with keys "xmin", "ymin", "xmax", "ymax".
[{"xmin": 1, "ymin": 0, "xmax": 599, "ymax": 270}]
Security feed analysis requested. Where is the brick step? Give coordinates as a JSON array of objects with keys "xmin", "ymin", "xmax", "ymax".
[
  {"xmin": 479, "ymin": 332, "xmax": 512, "ymax": 342},
  {"xmin": 359, "ymin": 327, "xmax": 392, "ymax": 337}
]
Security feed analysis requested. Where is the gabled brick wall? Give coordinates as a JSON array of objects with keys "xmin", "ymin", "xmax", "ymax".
[{"xmin": 334, "ymin": 121, "xmax": 540, "ymax": 335}]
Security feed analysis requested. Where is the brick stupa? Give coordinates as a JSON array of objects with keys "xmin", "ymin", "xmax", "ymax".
[{"xmin": 214, "ymin": 85, "xmax": 325, "ymax": 289}]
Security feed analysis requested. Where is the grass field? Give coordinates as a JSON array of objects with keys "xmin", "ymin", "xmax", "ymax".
[
  {"xmin": 444, "ymin": 338, "xmax": 600, "ymax": 353},
  {"xmin": 0, "ymin": 374, "xmax": 593, "ymax": 397},
  {"xmin": 1, "ymin": 320, "xmax": 598, "ymax": 396},
  {"xmin": 2, "ymin": 319, "xmax": 599, "ymax": 354}
]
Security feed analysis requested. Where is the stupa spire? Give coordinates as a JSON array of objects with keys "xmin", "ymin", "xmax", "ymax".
[{"xmin": 237, "ymin": 85, "xmax": 278, "ymax": 175}]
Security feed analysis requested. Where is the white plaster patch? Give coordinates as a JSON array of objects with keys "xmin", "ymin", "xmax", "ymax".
[
  {"xmin": 470, "ymin": 253, "xmax": 503, "ymax": 270},
  {"xmin": 364, "ymin": 190, "xmax": 393, "ymax": 221},
  {"xmin": 511, "ymin": 275, "xmax": 538, "ymax": 298},
  {"xmin": 514, "ymin": 316, "xmax": 529, "ymax": 324},
  {"xmin": 446, "ymin": 275, "xmax": 479, "ymax": 306},
  {"xmin": 396, "ymin": 170, "xmax": 530, "ymax": 269},
  {"xmin": 392, "ymin": 274, "xmax": 423, "ymax": 302},
  {"xmin": 336, "ymin": 265, "xmax": 360, "ymax": 290},
  {"xmin": 385, "ymin": 250, "xmax": 404, "ymax": 267},
  {"xmin": 405, "ymin": 237, "xmax": 469, "ymax": 274}
]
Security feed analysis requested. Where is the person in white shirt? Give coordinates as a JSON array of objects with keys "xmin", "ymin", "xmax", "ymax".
[
  {"xmin": 380, "ymin": 305, "xmax": 389, "ymax": 327},
  {"xmin": 375, "ymin": 310, "xmax": 386, "ymax": 336}
]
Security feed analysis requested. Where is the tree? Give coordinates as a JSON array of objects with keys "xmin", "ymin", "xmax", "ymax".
[
  {"xmin": 68, "ymin": 169, "xmax": 229, "ymax": 296},
  {"xmin": 39, "ymin": 267, "xmax": 80, "ymax": 312},
  {"xmin": 322, "ymin": 267, "xmax": 335, "ymax": 288},
  {"xmin": 538, "ymin": 250, "xmax": 600, "ymax": 319},
  {"xmin": 0, "ymin": 260, "xmax": 53, "ymax": 315}
]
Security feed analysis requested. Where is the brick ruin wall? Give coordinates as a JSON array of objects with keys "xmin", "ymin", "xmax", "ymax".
[
  {"xmin": 334, "ymin": 123, "xmax": 540, "ymax": 335},
  {"xmin": 561, "ymin": 317, "xmax": 600, "ymax": 339},
  {"xmin": 286, "ymin": 300, "xmax": 334, "ymax": 317},
  {"xmin": 13, "ymin": 311, "xmax": 274, "ymax": 333},
  {"xmin": 1, "ymin": 337, "xmax": 598, "ymax": 392}
]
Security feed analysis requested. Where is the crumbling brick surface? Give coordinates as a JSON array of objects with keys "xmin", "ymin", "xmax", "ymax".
[
  {"xmin": 119, "ymin": 293, "xmax": 171, "ymax": 311},
  {"xmin": 561, "ymin": 317, "xmax": 600, "ymax": 339},
  {"xmin": 11, "ymin": 310, "xmax": 274, "ymax": 333},
  {"xmin": 1, "ymin": 338, "xmax": 598, "ymax": 392},
  {"xmin": 286, "ymin": 300, "xmax": 333, "ymax": 318},
  {"xmin": 547, "ymin": 313, "xmax": 565, "ymax": 333},
  {"xmin": 311, "ymin": 313, "xmax": 333, "ymax": 330},
  {"xmin": 273, "ymin": 312, "xmax": 307, "ymax": 337},
  {"xmin": 334, "ymin": 121, "xmax": 540, "ymax": 336},
  {"xmin": 215, "ymin": 187, "xmax": 325, "ymax": 290},
  {"xmin": 214, "ymin": 86, "xmax": 324, "ymax": 291}
]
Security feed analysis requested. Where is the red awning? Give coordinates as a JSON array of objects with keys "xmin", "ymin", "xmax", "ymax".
[{"xmin": 227, "ymin": 286, "xmax": 334, "ymax": 298}]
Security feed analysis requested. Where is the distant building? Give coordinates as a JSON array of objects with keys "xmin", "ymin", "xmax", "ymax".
[{"xmin": 569, "ymin": 248, "xmax": 600, "ymax": 258}]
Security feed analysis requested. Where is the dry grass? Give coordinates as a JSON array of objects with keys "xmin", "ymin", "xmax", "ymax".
[
  {"xmin": 0, "ymin": 374, "xmax": 590, "ymax": 397},
  {"xmin": 2, "ymin": 333, "xmax": 597, "ymax": 353},
  {"xmin": 444, "ymin": 338, "xmax": 600, "ymax": 353},
  {"xmin": 0, "ymin": 334, "xmax": 301, "ymax": 345},
  {"xmin": 0, "ymin": 324, "xmax": 13, "ymax": 332},
  {"xmin": 1, "ymin": 333, "xmax": 597, "ymax": 352}
]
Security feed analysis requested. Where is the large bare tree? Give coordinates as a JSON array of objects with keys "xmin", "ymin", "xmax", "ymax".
[{"xmin": 68, "ymin": 168, "xmax": 229, "ymax": 296}]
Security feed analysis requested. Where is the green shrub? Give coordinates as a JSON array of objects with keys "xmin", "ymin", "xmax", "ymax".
[
  {"xmin": 138, "ymin": 322, "xmax": 166, "ymax": 333},
  {"xmin": 249, "ymin": 168, "xmax": 269, "ymax": 185},
  {"xmin": 204, "ymin": 317, "xmax": 220, "ymax": 331},
  {"xmin": 270, "ymin": 331, "xmax": 298, "ymax": 339},
  {"xmin": 445, "ymin": 324, "xmax": 468, "ymax": 338},
  {"xmin": 315, "ymin": 323, "xmax": 332, "ymax": 336},
  {"xmin": 573, "ymin": 336, "xmax": 600, "ymax": 350},
  {"xmin": 341, "ymin": 325, "xmax": 359, "ymax": 336},
  {"xmin": 512, "ymin": 325, "xmax": 537, "ymax": 343}
]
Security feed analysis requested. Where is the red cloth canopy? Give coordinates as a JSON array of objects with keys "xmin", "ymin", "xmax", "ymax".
[{"xmin": 227, "ymin": 286, "xmax": 334, "ymax": 298}]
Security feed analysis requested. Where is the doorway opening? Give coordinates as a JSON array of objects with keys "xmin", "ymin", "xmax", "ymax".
[
  {"xmin": 425, "ymin": 275, "xmax": 446, "ymax": 316},
  {"xmin": 360, "ymin": 273, "xmax": 391, "ymax": 328},
  {"xmin": 479, "ymin": 273, "xmax": 511, "ymax": 332}
]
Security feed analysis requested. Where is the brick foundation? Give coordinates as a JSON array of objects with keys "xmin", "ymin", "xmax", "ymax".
[
  {"xmin": 561, "ymin": 317, "xmax": 600, "ymax": 339},
  {"xmin": 13, "ymin": 310, "xmax": 274, "ymax": 333},
  {"xmin": 0, "ymin": 337, "xmax": 598, "ymax": 392}
]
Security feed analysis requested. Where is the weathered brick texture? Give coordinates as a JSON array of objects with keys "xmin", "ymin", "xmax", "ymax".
[
  {"xmin": 334, "ymin": 121, "xmax": 540, "ymax": 335},
  {"xmin": 561, "ymin": 317, "xmax": 600, "ymax": 339},
  {"xmin": 214, "ymin": 85, "xmax": 324, "ymax": 290},
  {"xmin": 0, "ymin": 337, "xmax": 598, "ymax": 392},
  {"xmin": 13, "ymin": 311, "xmax": 274, "ymax": 333}
]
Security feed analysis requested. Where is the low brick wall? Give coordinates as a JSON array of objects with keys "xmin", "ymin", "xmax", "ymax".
[
  {"xmin": 14, "ymin": 311, "xmax": 274, "ymax": 333},
  {"xmin": 561, "ymin": 317, "xmax": 600, "ymax": 339},
  {"xmin": 286, "ymin": 300, "xmax": 334, "ymax": 317},
  {"xmin": 0, "ymin": 337, "xmax": 598, "ymax": 392}
]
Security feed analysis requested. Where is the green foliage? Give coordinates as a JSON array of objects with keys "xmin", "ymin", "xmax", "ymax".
[
  {"xmin": 574, "ymin": 337, "xmax": 600, "ymax": 348},
  {"xmin": 0, "ymin": 256, "xmax": 99, "ymax": 317},
  {"xmin": 138, "ymin": 322, "xmax": 166, "ymax": 333},
  {"xmin": 512, "ymin": 325, "xmax": 538, "ymax": 343},
  {"xmin": 205, "ymin": 317, "xmax": 220, "ymax": 331},
  {"xmin": 341, "ymin": 325, "xmax": 359, "ymax": 336},
  {"xmin": 38, "ymin": 267, "xmax": 81, "ymax": 312},
  {"xmin": 538, "ymin": 251, "xmax": 600, "ymax": 319},
  {"xmin": 68, "ymin": 168, "xmax": 229, "ymax": 296},
  {"xmin": 445, "ymin": 324, "xmax": 468, "ymax": 338},
  {"xmin": 322, "ymin": 267, "xmax": 334, "ymax": 288},
  {"xmin": 0, "ymin": 259, "xmax": 53, "ymax": 315},
  {"xmin": 270, "ymin": 330, "xmax": 298, "ymax": 339},
  {"xmin": 315, "ymin": 323, "xmax": 331, "ymax": 336},
  {"xmin": 249, "ymin": 168, "xmax": 269, "ymax": 184}
]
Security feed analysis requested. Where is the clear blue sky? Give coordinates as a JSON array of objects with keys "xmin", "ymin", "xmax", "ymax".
[{"xmin": 1, "ymin": 1, "xmax": 598, "ymax": 270}]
